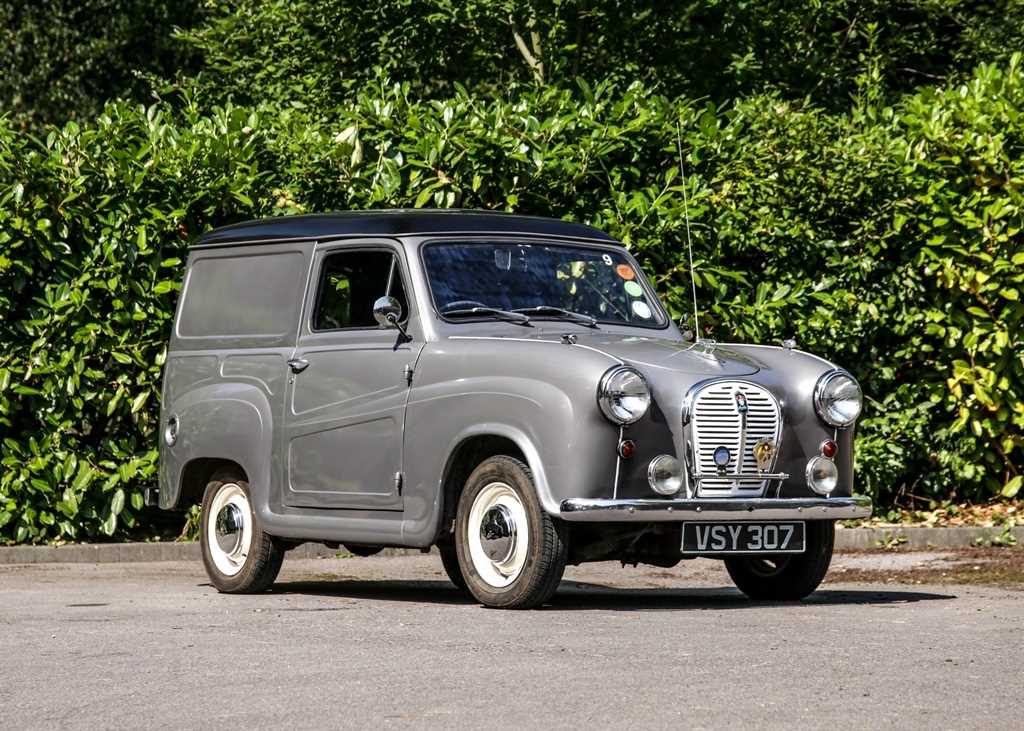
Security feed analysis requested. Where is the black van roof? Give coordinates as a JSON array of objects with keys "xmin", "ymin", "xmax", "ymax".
[{"xmin": 193, "ymin": 209, "xmax": 618, "ymax": 247}]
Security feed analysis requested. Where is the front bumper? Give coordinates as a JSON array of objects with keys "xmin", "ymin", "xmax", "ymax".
[{"xmin": 559, "ymin": 495, "xmax": 872, "ymax": 522}]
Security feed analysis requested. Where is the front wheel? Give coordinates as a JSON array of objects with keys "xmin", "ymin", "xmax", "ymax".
[
  {"xmin": 455, "ymin": 456, "xmax": 567, "ymax": 609},
  {"xmin": 438, "ymin": 542, "xmax": 468, "ymax": 592},
  {"xmin": 724, "ymin": 521, "xmax": 835, "ymax": 600},
  {"xmin": 200, "ymin": 477, "xmax": 284, "ymax": 593}
]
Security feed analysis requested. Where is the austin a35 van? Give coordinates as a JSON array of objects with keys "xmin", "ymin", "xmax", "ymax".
[{"xmin": 157, "ymin": 210, "xmax": 871, "ymax": 608}]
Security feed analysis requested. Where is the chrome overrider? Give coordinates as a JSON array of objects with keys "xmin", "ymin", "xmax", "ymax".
[{"xmin": 559, "ymin": 495, "xmax": 872, "ymax": 522}]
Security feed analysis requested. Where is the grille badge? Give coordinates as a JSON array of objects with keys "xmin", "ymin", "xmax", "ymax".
[{"xmin": 754, "ymin": 438, "xmax": 775, "ymax": 472}]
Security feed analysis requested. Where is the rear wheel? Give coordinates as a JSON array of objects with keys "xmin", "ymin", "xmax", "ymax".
[
  {"xmin": 200, "ymin": 477, "xmax": 284, "ymax": 593},
  {"xmin": 455, "ymin": 456, "xmax": 567, "ymax": 609},
  {"xmin": 724, "ymin": 521, "xmax": 835, "ymax": 600}
]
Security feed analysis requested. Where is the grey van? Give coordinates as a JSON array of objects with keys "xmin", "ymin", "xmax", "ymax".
[{"xmin": 157, "ymin": 210, "xmax": 871, "ymax": 608}]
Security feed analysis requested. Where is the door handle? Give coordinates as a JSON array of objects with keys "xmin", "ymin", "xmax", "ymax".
[{"xmin": 288, "ymin": 358, "xmax": 310, "ymax": 374}]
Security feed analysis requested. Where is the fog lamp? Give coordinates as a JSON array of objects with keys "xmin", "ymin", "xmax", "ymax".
[
  {"xmin": 648, "ymin": 455, "xmax": 683, "ymax": 496},
  {"xmin": 806, "ymin": 455, "xmax": 838, "ymax": 495},
  {"xmin": 712, "ymin": 446, "xmax": 731, "ymax": 470}
]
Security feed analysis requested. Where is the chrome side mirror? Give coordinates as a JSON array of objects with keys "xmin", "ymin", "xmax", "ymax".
[
  {"xmin": 373, "ymin": 296, "xmax": 402, "ymax": 326},
  {"xmin": 373, "ymin": 296, "xmax": 409, "ymax": 340}
]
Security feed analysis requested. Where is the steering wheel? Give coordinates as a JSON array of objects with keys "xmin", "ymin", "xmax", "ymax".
[{"xmin": 441, "ymin": 300, "xmax": 489, "ymax": 312}]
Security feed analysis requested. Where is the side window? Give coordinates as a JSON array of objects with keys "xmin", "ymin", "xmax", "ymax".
[
  {"xmin": 177, "ymin": 251, "xmax": 305, "ymax": 339},
  {"xmin": 313, "ymin": 250, "xmax": 409, "ymax": 331}
]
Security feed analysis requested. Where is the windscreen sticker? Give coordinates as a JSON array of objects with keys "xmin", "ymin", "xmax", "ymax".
[
  {"xmin": 602, "ymin": 254, "xmax": 613, "ymax": 265},
  {"xmin": 631, "ymin": 300, "xmax": 653, "ymax": 319},
  {"xmin": 623, "ymin": 280, "xmax": 643, "ymax": 297},
  {"xmin": 615, "ymin": 264, "xmax": 636, "ymax": 281}
]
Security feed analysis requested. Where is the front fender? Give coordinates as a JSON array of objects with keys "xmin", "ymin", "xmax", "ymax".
[{"xmin": 399, "ymin": 339, "xmax": 622, "ymax": 543}]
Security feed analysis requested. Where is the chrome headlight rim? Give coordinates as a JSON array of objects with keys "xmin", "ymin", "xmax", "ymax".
[
  {"xmin": 597, "ymin": 365, "xmax": 651, "ymax": 425},
  {"xmin": 813, "ymin": 369, "xmax": 862, "ymax": 428},
  {"xmin": 647, "ymin": 454, "xmax": 683, "ymax": 496},
  {"xmin": 806, "ymin": 455, "xmax": 839, "ymax": 496}
]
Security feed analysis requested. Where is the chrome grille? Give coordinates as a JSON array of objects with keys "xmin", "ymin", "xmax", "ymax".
[{"xmin": 689, "ymin": 380, "xmax": 782, "ymax": 496}]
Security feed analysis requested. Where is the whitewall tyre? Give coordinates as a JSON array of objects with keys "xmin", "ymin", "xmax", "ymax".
[
  {"xmin": 455, "ymin": 456, "xmax": 567, "ymax": 609},
  {"xmin": 438, "ymin": 542, "xmax": 469, "ymax": 592},
  {"xmin": 200, "ymin": 477, "xmax": 284, "ymax": 593}
]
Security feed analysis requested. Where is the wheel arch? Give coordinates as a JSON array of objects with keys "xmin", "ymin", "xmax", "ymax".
[
  {"xmin": 435, "ymin": 425, "xmax": 554, "ymax": 542},
  {"xmin": 178, "ymin": 458, "xmax": 250, "ymax": 507}
]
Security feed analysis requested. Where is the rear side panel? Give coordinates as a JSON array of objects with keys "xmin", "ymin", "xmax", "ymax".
[{"xmin": 158, "ymin": 241, "xmax": 314, "ymax": 509}]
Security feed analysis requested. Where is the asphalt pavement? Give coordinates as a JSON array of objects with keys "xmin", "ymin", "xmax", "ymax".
[{"xmin": 1, "ymin": 553, "xmax": 1021, "ymax": 729}]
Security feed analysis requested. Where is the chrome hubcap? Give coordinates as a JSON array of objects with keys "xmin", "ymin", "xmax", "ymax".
[
  {"xmin": 206, "ymin": 483, "xmax": 252, "ymax": 577},
  {"xmin": 480, "ymin": 504, "xmax": 516, "ymax": 563},
  {"xmin": 215, "ymin": 504, "xmax": 244, "ymax": 555},
  {"xmin": 467, "ymin": 482, "xmax": 529, "ymax": 588}
]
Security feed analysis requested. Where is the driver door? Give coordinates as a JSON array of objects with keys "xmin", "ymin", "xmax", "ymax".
[{"xmin": 282, "ymin": 242, "xmax": 420, "ymax": 510}]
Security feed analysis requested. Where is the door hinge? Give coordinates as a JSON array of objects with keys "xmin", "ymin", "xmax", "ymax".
[
  {"xmin": 394, "ymin": 471, "xmax": 404, "ymax": 494},
  {"xmin": 403, "ymin": 363, "xmax": 414, "ymax": 385}
]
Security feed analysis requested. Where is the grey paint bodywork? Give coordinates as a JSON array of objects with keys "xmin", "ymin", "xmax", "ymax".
[{"xmin": 158, "ymin": 213, "xmax": 869, "ymax": 549}]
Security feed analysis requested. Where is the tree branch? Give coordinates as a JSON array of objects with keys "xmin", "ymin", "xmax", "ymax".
[{"xmin": 509, "ymin": 14, "xmax": 544, "ymax": 84}]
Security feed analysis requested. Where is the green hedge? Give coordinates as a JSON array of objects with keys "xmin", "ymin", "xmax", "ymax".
[{"xmin": 2, "ymin": 60, "xmax": 1023, "ymax": 543}]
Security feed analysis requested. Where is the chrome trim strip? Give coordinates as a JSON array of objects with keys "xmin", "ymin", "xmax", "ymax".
[
  {"xmin": 691, "ymin": 471, "xmax": 789, "ymax": 484},
  {"xmin": 448, "ymin": 336, "xmax": 624, "ymax": 365},
  {"xmin": 612, "ymin": 425, "xmax": 623, "ymax": 499},
  {"xmin": 559, "ymin": 495, "xmax": 872, "ymax": 522}
]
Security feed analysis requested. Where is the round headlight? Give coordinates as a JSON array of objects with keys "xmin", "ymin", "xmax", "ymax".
[
  {"xmin": 597, "ymin": 366, "xmax": 651, "ymax": 425},
  {"xmin": 814, "ymin": 370, "xmax": 862, "ymax": 427},
  {"xmin": 806, "ymin": 455, "xmax": 838, "ymax": 495},
  {"xmin": 648, "ymin": 455, "xmax": 683, "ymax": 496}
]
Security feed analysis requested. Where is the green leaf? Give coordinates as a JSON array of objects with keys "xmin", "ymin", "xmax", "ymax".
[
  {"xmin": 72, "ymin": 463, "xmax": 93, "ymax": 492},
  {"xmin": 414, "ymin": 187, "xmax": 435, "ymax": 208},
  {"xmin": 110, "ymin": 489, "xmax": 125, "ymax": 516},
  {"xmin": 1002, "ymin": 476, "xmax": 1022, "ymax": 499},
  {"xmin": 130, "ymin": 391, "xmax": 149, "ymax": 413},
  {"xmin": 100, "ymin": 512, "xmax": 117, "ymax": 537}
]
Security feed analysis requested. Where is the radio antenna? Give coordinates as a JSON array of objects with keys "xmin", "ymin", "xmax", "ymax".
[{"xmin": 676, "ymin": 120, "xmax": 701, "ymax": 340}]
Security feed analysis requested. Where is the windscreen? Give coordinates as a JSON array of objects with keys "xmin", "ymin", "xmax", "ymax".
[{"xmin": 422, "ymin": 242, "xmax": 665, "ymax": 328}]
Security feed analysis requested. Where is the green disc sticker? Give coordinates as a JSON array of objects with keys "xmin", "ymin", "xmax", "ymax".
[{"xmin": 624, "ymin": 281, "xmax": 643, "ymax": 297}]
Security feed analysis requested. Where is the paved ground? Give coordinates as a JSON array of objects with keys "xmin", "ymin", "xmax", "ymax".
[{"xmin": 1, "ymin": 553, "xmax": 1022, "ymax": 729}]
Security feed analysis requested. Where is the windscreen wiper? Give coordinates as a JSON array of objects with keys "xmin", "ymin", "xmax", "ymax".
[
  {"xmin": 442, "ymin": 307, "xmax": 531, "ymax": 324},
  {"xmin": 511, "ymin": 306, "xmax": 598, "ymax": 328}
]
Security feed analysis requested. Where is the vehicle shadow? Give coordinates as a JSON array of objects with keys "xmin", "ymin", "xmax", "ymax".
[
  {"xmin": 267, "ymin": 578, "xmax": 955, "ymax": 611},
  {"xmin": 549, "ymin": 581, "xmax": 955, "ymax": 611}
]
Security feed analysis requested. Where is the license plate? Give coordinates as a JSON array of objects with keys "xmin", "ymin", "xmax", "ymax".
[{"xmin": 681, "ymin": 522, "xmax": 805, "ymax": 554}]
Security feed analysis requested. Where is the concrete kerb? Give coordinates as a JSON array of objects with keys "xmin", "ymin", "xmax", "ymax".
[
  {"xmin": 1, "ymin": 526, "xmax": 1021, "ymax": 564},
  {"xmin": 835, "ymin": 525, "xmax": 1023, "ymax": 550}
]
